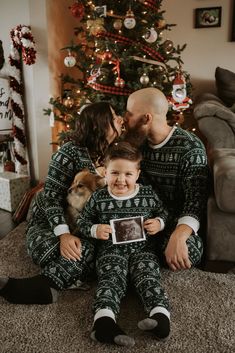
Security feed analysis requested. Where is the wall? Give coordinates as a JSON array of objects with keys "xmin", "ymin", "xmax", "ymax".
[
  {"xmin": 0, "ymin": 0, "xmax": 51, "ymax": 182},
  {"xmin": 163, "ymin": 0, "xmax": 235, "ymax": 97}
]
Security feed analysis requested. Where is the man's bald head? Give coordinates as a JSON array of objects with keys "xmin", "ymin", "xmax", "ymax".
[{"xmin": 127, "ymin": 87, "xmax": 169, "ymax": 119}]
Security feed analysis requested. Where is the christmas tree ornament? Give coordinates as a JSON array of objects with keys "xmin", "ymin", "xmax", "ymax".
[
  {"xmin": 102, "ymin": 50, "xmax": 112, "ymax": 61},
  {"xmin": 64, "ymin": 53, "xmax": 76, "ymax": 67},
  {"xmin": 140, "ymin": 73, "xmax": 150, "ymax": 85},
  {"xmin": 168, "ymin": 72, "xmax": 192, "ymax": 111},
  {"xmin": 87, "ymin": 18, "xmax": 105, "ymax": 36},
  {"xmin": 63, "ymin": 97, "xmax": 75, "ymax": 108},
  {"xmin": 162, "ymin": 40, "xmax": 174, "ymax": 54},
  {"xmin": 69, "ymin": 1, "xmax": 85, "ymax": 20},
  {"xmin": 144, "ymin": 27, "xmax": 158, "ymax": 43},
  {"xmin": 113, "ymin": 19, "xmax": 123, "ymax": 30},
  {"xmin": 124, "ymin": 9, "xmax": 136, "ymax": 29},
  {"xmin": 156, "ymin": 19, "xmax": 166, "ymax": 29},
  {"xmin": 114, "ymin": 77, "xmax": 125, "ymax": 88}
]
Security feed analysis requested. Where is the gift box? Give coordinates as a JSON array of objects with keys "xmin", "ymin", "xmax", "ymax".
[{"xmin": 0, "ymin": 171, "xmax": 30, "ymax": 212}]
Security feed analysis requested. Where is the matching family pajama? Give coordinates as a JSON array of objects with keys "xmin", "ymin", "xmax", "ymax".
[
  {"xmin": 140, "ymin": 126, "xmax": 210, "ymax": 266},
  {"xmin": 78, "ymin": 184, "xmax": 170, "ymax": 317},
  {"xmin": 26, "ymin": 141, "xmax": 98, "ymax": 289}
]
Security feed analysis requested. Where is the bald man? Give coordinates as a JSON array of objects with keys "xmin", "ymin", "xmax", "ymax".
[{"xmin": 124, "ymin": 87, "xmax": 209, "ymax": 272}]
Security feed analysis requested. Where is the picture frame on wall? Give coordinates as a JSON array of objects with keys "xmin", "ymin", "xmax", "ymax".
[
  {"xmin": 195, "ymin": 7, "xmax": 222, "ymax": 28},
  {"xmin": 231, "ymin": 0, "xmax": 235, "ymax": 41}
]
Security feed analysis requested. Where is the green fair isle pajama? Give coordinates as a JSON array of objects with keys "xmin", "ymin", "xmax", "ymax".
[
  {"xmin": 26, "ymin": 141, "xmax": 98, "ymax": 289},
  {"xmin": 78, "ymin": 184, "xmax": 169, "ymax": 317},
  {"xmin": 94, "ymin": 241, "xmax": 170, "ymax": 317}
]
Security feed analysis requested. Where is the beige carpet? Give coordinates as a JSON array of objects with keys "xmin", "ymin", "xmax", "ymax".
[{"xmin": 0, "ymin": 222, "xmax": 234, "ymax": 353}]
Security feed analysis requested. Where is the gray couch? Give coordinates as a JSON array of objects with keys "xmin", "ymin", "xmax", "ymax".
[{"xmin": 194, "ymin": 92, "xmax": 235, "ymax": 266}]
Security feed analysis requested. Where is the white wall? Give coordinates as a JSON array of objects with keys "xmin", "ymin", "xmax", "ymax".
[
  {"xmin": 163, "ymin": 0, "xmax": 235, "ymax": 97},
  {"xmin": 0, "ymin": 0, "xmax": 51, "ymax": 183}
]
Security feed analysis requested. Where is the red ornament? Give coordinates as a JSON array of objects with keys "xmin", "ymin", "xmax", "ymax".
[
  {"xmin": 69, "ymin": 2, "xmax": 85, "ymax": 20},
  {"xmin": 102, "ymin": 50, "xmax": 112, "ymax": 61}
]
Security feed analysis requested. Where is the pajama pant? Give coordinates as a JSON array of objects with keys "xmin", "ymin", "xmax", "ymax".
[
  {"xmin": 93, "ymin": 241, "xmax": 170, "ymax": 318},
  {"xmin": 26, "ymin": 223, "xmax": 96, "ymax": 290}
]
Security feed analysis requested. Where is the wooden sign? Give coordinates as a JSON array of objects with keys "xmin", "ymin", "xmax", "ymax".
[{"xmin": 0, "ymin": 77, "xmax": 13, "ymax": 134}]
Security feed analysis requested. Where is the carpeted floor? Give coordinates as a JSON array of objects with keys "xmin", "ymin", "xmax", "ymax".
[{"xmin": 0, "ymin": 222, "xmax": 234, "ymax": 353}]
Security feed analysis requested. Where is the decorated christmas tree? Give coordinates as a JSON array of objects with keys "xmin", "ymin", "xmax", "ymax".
[{"xmin": 45, "ymin": 0, "xmax": 192, "ymax": 144}]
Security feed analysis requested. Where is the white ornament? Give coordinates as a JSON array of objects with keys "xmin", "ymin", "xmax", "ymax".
[
  {"xmin": 124, "ymin": 9, "xmax": 136, "ymax": 29},
  {"xmin": 140, "ymin": 73, "xmax": 150, "ymax": 85},
  {"xmin": 144, "ymin": 27, "xmax": 158, "ymax": 43},
  {"xmin": 64, "ymin": 55, "xmax": 76, "ymax": 67}
]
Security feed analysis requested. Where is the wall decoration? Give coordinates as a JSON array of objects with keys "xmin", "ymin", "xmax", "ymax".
[
  {"xmin": 231, "ymin": 0, "xmax": 235, "ymax": 41},
  {"xmin": 195, "ymin": 7, "xmax": 222, "ymax": 28}
]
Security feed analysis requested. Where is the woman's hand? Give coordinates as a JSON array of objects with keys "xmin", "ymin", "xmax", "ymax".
[
  {"xmin": 60, "ymin": 233, "xmax": 81, "ymax": 261},
  {"xmin": 144, "ymin": 218, "xmax": 161, "ymax": 235},
  {"xmin": 96, "ymin": 224, "xmax": 112, "ymax": 240}
]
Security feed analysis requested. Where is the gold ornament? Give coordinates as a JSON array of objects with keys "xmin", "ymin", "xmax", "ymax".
[
  {"xmin": 63, "ymin": 97, "xmax": 74, "ymax": 108},
  {"xmin": 113, "ymin": 19, "xmax": 123, "ymax": 30},
  {"xmin": 114, "ymin": 77, "xmax": 125, "ymax": 88},
  {"xmin": 162, "ymin": 40, "xmax": 174, "ymax": 54},
  {"xmin": 156, "ymin": 19, "xmax": 166, "ymax": 29},
  {"xmin": 87, "ymin": 18, "xmax": 105, "ymax": 36}
]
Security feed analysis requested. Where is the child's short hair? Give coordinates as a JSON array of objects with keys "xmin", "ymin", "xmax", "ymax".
[{"xmin": 104, "ymin": 141, "xmax": 142, "ymax": 167}]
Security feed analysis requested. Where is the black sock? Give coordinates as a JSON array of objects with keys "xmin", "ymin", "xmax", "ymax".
[
  {"xmin": 138, "ymin": 312, "xmax": 170, "ymax": 340},
  {"xmin": 91, "ymin": 316, "xmax": 135, "ymax": 347},
  {"xmin": 0, "ymin": 275, "xmax": 58, "ymax": 304}
]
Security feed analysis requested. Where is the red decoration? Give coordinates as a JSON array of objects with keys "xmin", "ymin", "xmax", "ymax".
[
  {"xmin": 102, "ymin": 50, "xmax": 112, "ymax": 61},
  {"xmin": 69, "ymin": 2, "xmax": 85, "ymax": 20},
  {"xmin": 97, "ymin": 31, "xmax": 165, "ymax": 62},
  {"xmin": 89, "ymin": 82, "xmax": 132, "ymax": 96}
]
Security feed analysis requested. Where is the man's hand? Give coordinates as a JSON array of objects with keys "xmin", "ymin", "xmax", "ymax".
[
  {"xmin": 164, "ymin": 224, "xmax": 192, "ymax": 271},
  {"xmin": 144, "ymin": 218, "xmax": 161, "ymax": 235},
  {"xmin": 96, "ymin": 224, "xmax": 112, "ymax": 240},
  {"xmin": 60, "ymin": 233, "xmax": 81, "ymax": 261}
]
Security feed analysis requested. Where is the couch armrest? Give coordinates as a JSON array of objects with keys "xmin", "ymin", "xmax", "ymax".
[{"xmin": 212, "ymin": 149, "xmax": 235, "ymax": 213}]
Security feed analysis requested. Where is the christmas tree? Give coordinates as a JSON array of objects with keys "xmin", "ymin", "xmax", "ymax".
[{"xmin": 45, "ymin": 0, "xmax": 192, "ymax": 145}]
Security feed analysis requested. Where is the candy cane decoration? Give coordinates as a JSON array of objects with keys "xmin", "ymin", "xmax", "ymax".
[{"xmin": 9, "ymin": 25, "xmax": 36, "ymax": 174}]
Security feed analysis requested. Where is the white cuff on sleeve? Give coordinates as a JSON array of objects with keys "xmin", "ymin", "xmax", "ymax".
[
  {"xmin": 177, "ymin": 216, "xmax": 199, "ymax": 234},
  {"xmin": 91, "ymin": 224, "xmax": 98, "ymax": 238},
  {"xmin": 54, "ymin": 224, "xmax": 70, "ymax": 236},
  {"xmin": 155, "ymin": 217, "xmax": 165, "ymax": 231}
]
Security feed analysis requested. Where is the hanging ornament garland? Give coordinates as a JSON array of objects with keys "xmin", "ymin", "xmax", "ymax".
[{"xmin": 9, "ymin": 24, "xmax": 36, "ymax": 174}]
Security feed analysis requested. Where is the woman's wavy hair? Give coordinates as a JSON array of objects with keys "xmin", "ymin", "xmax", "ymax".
[{"xmin": 73, "ymin": 102, "xmax": 118, "ymax": 164}]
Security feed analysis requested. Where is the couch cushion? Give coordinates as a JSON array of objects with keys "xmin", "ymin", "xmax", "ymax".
[
  {"xmin": 215, "ymin": 67, "xmax": 235, "ymax": 107},
  {"xmin": 207, "ymin": 196, "xmax": 235, "ymax": 262},
  {"xmin": 212, "ymin": 149, "xmax": 235, "ymax": 213}
]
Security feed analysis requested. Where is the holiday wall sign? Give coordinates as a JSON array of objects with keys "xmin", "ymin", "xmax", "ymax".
[{"xmin": 0, "ymin": 77, "xmax": 13, "ymax": 134}]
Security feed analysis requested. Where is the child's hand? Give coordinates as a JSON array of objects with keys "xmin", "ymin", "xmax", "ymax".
[
  {"xmin": 144, "ymin": 219, "xmax": 161, "ymax": 235},
  {"xmin": 96, "ymin": 224, "xmax": 112, "ymax": 240}
]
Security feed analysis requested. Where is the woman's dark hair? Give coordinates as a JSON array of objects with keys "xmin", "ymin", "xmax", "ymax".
[
  {"xmin": 73, "ymin": 102, "xmax": 118, "ymax": 164},
  {"xmin": 104, "ymin": 141, "xmax": 142, "ymax": 167}
]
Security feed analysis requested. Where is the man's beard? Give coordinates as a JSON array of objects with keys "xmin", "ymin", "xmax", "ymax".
[{"xmin": 122, "ymin": 119, "xmax": 148, "ymax": 148}]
